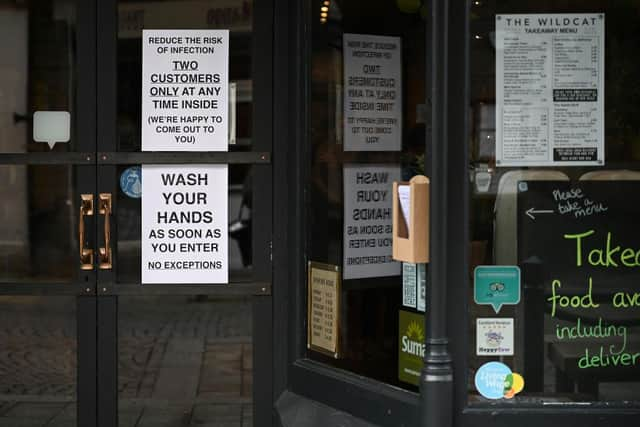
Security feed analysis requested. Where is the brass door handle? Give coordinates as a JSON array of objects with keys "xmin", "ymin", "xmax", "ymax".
[
  {"xmin": 79, "ymin": 194, "xmax": 94, "ymax": 270},
  {"xmin": 98, "ymin": 193, "xmax": 112, "ymax": 270}
]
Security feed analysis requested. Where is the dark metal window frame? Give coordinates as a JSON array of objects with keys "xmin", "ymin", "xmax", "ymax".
[
  {"xmin": 0, "ymin": 0, "xmax": 276, "ymax": 425},
  {"xmin": 274, "ymin": 0, "xmax": 423, "ymax": 425},
  {"xmin": 278, "ymin": 1, "xmax": 640, "ymax": 426},
  {"xmin": 0, "ymin": 2, "xmax": 98, "ymax": 426},
  {"xmin": 94, "ymin": 1, "xmax": 276, "ymax": 426}
]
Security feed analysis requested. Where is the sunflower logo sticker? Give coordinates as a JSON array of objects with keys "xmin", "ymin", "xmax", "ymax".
[
  {"xmin": 398, "ymin": 311, "xmax": 426, "ymax": 385},
  {"xmin": 407, "ymin": 320, "xmax": 424, "ymax": 342}
]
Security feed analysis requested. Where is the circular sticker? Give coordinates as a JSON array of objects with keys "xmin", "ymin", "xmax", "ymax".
[
  {"xmin": 474, "ymin": 362, "xmax": 511, "ymax": 399},
  {"xmin": 503, "ymin": 372, "xmax": 525, "ymax": 399},
  {"xmin": 120, "ymin": 166, "xmax": 142, "ymax": 198}
]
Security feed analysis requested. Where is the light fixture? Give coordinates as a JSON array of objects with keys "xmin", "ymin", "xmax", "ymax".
[
  {"xmin": 320, "ymin": 0, "xmax": 330, "ymax": 24},
  {"xmin": 474, "ymin": 34, "xmax": 482, "ymax": 39}
]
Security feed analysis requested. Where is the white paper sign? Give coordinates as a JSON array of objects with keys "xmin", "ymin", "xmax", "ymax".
[
  {"xmin": 398, "ymin": 184, "xmax": 411, "ymax": 235},
  {"xmin": 343, "ymin": 34, "xmax": 402, "ymax": 151},
  {"xmin": 476, "ymin": 318, "xmax": 514, "ymax": 356},
  {"xmin": 343, "ymin": 164, "xmax": 401, "ymax": 280},
  {"xmin": 141, "ymin": 29, "xmax": 229, "ymax": 284},
  {"xmin": 142, "ymin": 29, "xmax": 228, "ymax": 151},
  {"xmin": 142, "ymin": 165, "xmax": 228, "ymax": 284},
  {"xmin": 496, "ymin": 14, "xmax": 605, "ymax": 166}
]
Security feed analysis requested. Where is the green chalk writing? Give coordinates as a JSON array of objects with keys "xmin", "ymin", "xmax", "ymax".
[
  {"xmin": 555, "ymin": 317, "xmax": 627, "ymax": 354},
  {"xmin": 547, "ymin": 278, "xmax": 599, "ymax": 317},
  {"xmin": 578, "ymin": 346, "xmax": 640, "ymax": 369},
  {"xmin": 564, "ymin": 230, "xmax": 640, "ymax": 268}
]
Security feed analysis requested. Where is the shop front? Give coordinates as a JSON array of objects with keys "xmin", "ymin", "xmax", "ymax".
[{"xmin": 0, "ymin": 0, "xmax": 639, "ymax": 426}]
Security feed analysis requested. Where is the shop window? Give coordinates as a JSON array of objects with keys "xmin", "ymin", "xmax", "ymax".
[
  {"xmin": 469, "ymin": 0, "xmax": 640, "ymax": 403},
  {"xmin": 306, "ymin": 0, "xmax": 427, "ymax": 390}
]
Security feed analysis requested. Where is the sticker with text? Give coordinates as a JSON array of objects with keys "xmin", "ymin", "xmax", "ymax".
[
  {"xmin": 474, "ymin": 266, "xmax": 521, "ymax": 313},
  {"xmin": 476, "ymin": 318, "xmax": 514, "ymax": 356},
  {"xmin": 474, "ymin": 362, "xmax": 524, "ymax": 399}
]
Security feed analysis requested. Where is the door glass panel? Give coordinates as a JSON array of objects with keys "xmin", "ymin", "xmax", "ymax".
[
  {"xmin": 117, "ymin": 0, "xmax": 253, "ymax": 152},
  {"xmin": 0, "ymin": 165, "xmax": 79, "ymax": 283},
  {"xmin": 0, "ymin": 1, "xmax": 76, "ymax": 153},
  {"xmin": 0, "ymin": 296, "xmax": 77, "ymax": 426},
  {"xmin": 305, "ymin": 0, "xmax": 427, "ymax": 390},
  {"xmin": 118, "ymin": 296, "xmax": 252, "ymax": 427},
  {"xmin": 468, "ymin": 0, "xmax": 640, "ymax": 404}
]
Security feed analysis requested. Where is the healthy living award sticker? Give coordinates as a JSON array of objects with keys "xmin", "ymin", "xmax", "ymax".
[{"xmin": 474, "ymin": 362, "xmax": 524, "ymax": 399}]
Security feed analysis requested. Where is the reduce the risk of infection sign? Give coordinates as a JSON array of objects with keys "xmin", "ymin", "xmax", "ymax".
[
  {"xmin": 343, "ymin": 34, "xmax": 402, "ymax": 151},
  {"xmin": 141, "ymin": 29, "xmax": 229, "ymax": 284},
  {"xmin": 142, "ymin": 29, "xmax": 228, "ymax": 151}
]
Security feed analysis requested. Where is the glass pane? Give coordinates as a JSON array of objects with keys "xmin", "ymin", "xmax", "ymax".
[
  {"xmin": 0, "ymin": 296, "xmax": 77, "ymax": 426},
  {"xmin": 118, "ymin": 296, "xmax": 252, "ymax": 427},
  {"xmin": 0, "ymin": 1, "xmax": 76, "ymax": 153},
  {"xmin": 0, "ymin": 165, "xmax": 78, "ymax": 283},
  {"xmin": 116, "ymin": 164, "xmax": 252, "ymax": 283},
  {"xmin": 117, "ymin": 0, "xmax": 253, "ymax": 151},
  {"xmin": 306, "ymin": 1, "xmax": 427, "ymax": 390},
  {"xmin": 469, "ymin": 0, "xmax": 640, "ymax": 404}
]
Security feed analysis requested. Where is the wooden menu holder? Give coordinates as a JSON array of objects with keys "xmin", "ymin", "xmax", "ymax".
[{"xmin": 392, "ymin": 175, "xmax": 430, "ymax": 263}]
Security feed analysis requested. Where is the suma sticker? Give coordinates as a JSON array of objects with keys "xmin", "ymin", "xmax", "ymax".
[
  {"xmin": 120, "ymin": 166, "xmax": 142, "ymax": 198},
  {"xmin": 474, "ymin": 266, "xmax": 520, "ymax": 313}
]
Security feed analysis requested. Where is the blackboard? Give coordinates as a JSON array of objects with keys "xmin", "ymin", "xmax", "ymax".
[
  {"xmin": 517, "ymin": 180, "xmax": 640, "ymax": 296},
  {"xmin": 517, "ymin": 180, "xmax": 640, "ymax": 379}
]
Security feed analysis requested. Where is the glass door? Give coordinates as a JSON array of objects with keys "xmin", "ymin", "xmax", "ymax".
[
  {"xmin": 0, "ymin": 1, "xmax": 97, "ymax": 426},
  {"xmin": 94, "ymin": 1, "xmax": 273, "ymax": 426},
  {"xmin": 0, "ymin": 0, "xmax": 273, "ymax": 426}
]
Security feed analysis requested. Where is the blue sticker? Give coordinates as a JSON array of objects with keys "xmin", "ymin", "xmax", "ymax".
[
  {"xmin": 120, "ymin": 166, "xmax": 142, "ymax": 198},
  {"xmin": 474, "ymin": 266, "xmax": 521, "ymax": 314},
  {"xmin": 474, "ymin": 361, "xmax": 511, "ymax": 399}
]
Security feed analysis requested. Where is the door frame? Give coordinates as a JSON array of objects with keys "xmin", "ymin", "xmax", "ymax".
[
  {"xmin": 0, "ymin": 1, "xmax": 98, "ymax": 426},
  {"xmin": 0, "ymin": 0, "xmax": 276, "ymax": 425},
  {"xmin": 91, "ymin": 1, "xmax": 275, "ymax": 426},
  {"xmin": 275, "ymin": 1, "xmax": 640, "ymax": 427}
]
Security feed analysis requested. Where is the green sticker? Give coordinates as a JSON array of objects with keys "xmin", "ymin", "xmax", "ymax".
[
  {"xmin": 474, "ymin": 266, "xmax": 521, "ymax": 314},
  {"xmin": 398, "ymin": 310, "xmax": 425, "ymax": 385}
]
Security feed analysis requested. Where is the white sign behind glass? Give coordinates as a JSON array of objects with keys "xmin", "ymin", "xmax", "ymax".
[
  {"xmin": 343, "ymin": 34, "xmax": 402, "ymax": 152},
  {"xmin": 496, "ymin": 14, "xmax": 605, "ymax": 167},
  {"xmin": 142, "ymin": 165, "xmax": 228, "ymax": 284},
  {"xmin": 343, "ymin": 164, "xmax": 401, "ymax": 280},
  {"xmin": 142, "ymin": 29, "xmax": 228, "ymax": 151},
  {"xmin": 141, "ymin": 29, "xmax": 229, "ymax": 284}
]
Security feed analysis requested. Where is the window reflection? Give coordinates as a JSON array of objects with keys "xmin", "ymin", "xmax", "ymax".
[{"xmin": 307, "ymin": 0, "xmax": 427, "ymax": 390}]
